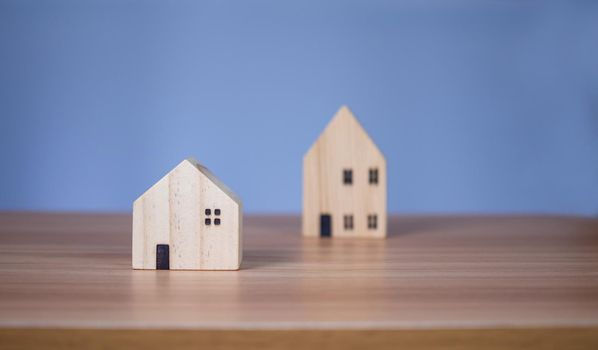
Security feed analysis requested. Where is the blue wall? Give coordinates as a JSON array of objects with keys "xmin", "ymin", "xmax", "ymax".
[{"xmin": 1, "ymin": 0, "xmax": 597, "ymax": 215}]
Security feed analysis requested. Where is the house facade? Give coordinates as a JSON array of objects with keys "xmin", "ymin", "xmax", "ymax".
[
  {"xmin": 303, "ymin": 106, "xmax": 387, "ymax": 238},
  {"xmin": 132, "ymin": 158, "xmax": 242, "ymax": 270}
]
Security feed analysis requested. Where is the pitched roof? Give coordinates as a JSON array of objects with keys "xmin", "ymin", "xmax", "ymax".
[
  {"xmin": 305, "ymin": 105, "xmax": 385, "ymax": 160},
  {"xmin": 134, "ymin": 158, "xmax": 241, "ymax": 206},
  {"xmin": 184, "ymin": 157, "xmax": 241, "ymax": 205}
]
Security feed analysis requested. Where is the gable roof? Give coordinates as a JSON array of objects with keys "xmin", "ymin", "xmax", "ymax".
[
  {"xmin": 184, "ymin": 157, "xmax": 242, "ymax": 205},
  {"xmin": 304, "ymin": 105, "xmax": 385, "ymax": 160},
  {"xmin": 134, "ymin": 157, "xmax": 241, "ymax": 206}
]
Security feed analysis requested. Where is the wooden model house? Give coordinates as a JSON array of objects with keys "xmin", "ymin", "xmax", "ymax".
[
  {"xmin": 303, "ymin": 106, "xmax": 387, "ymax": 238},
  {"xmin": 132, "ymin": 158, "xmax": 242, "ymax": 270}
]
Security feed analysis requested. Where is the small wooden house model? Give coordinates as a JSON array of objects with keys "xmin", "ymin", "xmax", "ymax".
[
  {"xmin": 132, "ymin": 158, "xmax": 242, "ymax": 270},
  {"xmin": 303, "ymin": 106, "xmax": 387, "ymax": 238}
]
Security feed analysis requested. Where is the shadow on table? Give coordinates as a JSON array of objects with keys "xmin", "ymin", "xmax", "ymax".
[
  {"xmin": 387, "ymin": 215, "xmax": 475, "ymax": 239},
  {"xmin": 241, "ymin": 249, "xmax": 290, "ymax": 270}
]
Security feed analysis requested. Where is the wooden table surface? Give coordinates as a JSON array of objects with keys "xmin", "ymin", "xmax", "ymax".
[{"xmin": 1, "ymin": 212, "xmax": 598, "ymax": 349}]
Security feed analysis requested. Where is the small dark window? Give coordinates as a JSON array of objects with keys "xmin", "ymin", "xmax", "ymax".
[
  {"xmin": 367, "ymin": 214, "xmax": 377, "ymax": 230},
  {"xmin": 204, "ymin": 208, "xmax": 222, "ymax": 226},
  {"xmin": 343, "ymin": 215, "xmax": 353, "ymax": 230},
  {"xmin": 343, "ymin": 169, "xmax": 353, "ymax": 185},
  {"xmin": 369, "ymin": 168, "xmax": 379, "ymax": 185}
]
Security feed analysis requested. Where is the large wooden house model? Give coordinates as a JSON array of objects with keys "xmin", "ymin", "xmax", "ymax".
[
  {"xmin": 132, "ymin": 158, "xmax": 242, "ymax": 270},
  {"xmin": 303, "ymin": 106, "xmax": 387, "ymax": 238}
]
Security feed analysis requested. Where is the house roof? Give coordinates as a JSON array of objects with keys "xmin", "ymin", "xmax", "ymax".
[
  {"xmin": 184, "ymin": 157, "xmax": 242, "ymax": 205},
  {"xmin": 304, "ymin": 105, "xmax": 385, "ymax": 161},
  {"xmin": 134, "ymin": 158, "xmax": 241, "ymax": 206}
]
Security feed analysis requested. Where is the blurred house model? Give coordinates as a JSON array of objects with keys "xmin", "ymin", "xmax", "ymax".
[
  {"xmin": 132, "ymin": 158, "xmax": 242, "ymax": 270},
  {"xmin": 303, "ymin": 106, "xmax": 387, "ymax": 238}
]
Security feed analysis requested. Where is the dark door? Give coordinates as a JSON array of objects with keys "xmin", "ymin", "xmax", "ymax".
[
  {"xmin": 320, "ymin": 214, "xmax": 332, "ymax": 238},
  {"xmin": 156, "ymin": 244, "xmax": 170, "ymax": 270}
]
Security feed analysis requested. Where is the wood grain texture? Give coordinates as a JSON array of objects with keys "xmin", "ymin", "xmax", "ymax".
[
  {"xmin": 2, "ymin": 328, "xmax": 598, "ymax": 350},
  {"xmin": 303, "ymin": 106, "xmax": 387, "ymax": 238},
  {"xmin": 132, "ymin": 158, "xmax": 242, "ymax": 270},
  {"xmin": 0, "ymin": 212, "xmax": 597, "ymax": 331}
]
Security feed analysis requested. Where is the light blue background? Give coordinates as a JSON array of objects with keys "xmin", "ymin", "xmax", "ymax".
[{"xmin": 1, "ymin": 0, "xmax": 597, "ymax": 215}]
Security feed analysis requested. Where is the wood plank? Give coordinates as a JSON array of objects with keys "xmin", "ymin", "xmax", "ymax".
[
  {"xmin": 2, "ymin": 328, "xmax": 598, "ymax": 350},
  {"xmin": 0, "ymin": 212, "xmax": 597, "ymax": 331}
]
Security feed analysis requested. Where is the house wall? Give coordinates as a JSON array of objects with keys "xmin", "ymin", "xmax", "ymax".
[
  {"xmin": 303, "ymin": 108, "xmax": 387, "ymax": 238},
  {"xmin": 132, "ymin": 161, "xmax": 241, "ymax": 270}
]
